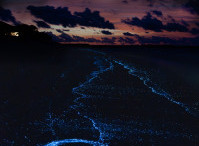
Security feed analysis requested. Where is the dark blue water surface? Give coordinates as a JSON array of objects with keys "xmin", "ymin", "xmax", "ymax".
[{"xmin": 0, "ymin": 47, "xmax": 199, "ymax": 146}]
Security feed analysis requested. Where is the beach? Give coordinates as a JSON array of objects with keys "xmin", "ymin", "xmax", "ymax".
[{"xmin": 0, "ymin": 44, "xmax": 199, "ymax": 145}]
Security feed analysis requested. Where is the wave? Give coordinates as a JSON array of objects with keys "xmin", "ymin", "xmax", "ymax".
[
  {"xmin": 44, "ymin": 139, "xmax": 104, "ymax": 146},
  {"xmin": 44, "ymin": 56, "xmax": 113, "ymax": 146},
  {"xmin": 43, "ymin": 49, "xmax": 197, "ymax": 146},
  {"xmin": 113, "ymin": 60, "xmax": 199, "ymax": 118}
]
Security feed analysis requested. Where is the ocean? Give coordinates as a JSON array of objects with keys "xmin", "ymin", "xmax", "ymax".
[{"xmin": 0, "ymin": 46, "xmax": 199, "ymax": 146}]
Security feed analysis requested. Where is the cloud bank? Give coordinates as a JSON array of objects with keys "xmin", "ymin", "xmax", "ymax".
[
  {"xmin": 122, "ymin": 12, "xmax": 189, "ymax": 32},
  {"xmin": 0, "ymin": 7, "xmax": 18, "ymax": 25},
  {"xmin": 27, "ymin": 6, "xmax": 115, "ymax": 29}
]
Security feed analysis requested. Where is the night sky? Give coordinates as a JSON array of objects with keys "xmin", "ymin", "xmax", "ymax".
[{"xmin": 0, "ymin": 0, "xmax": 199, "ymax": 45}]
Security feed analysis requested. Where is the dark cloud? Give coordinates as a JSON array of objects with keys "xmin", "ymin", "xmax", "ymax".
[
  {"xmin": 152, "ymin": 10, "xmax": 163, "ymax": 17},
  {"xmin": 164, "ymin": 22, "xmax": 189, "ymax": 32},
  {"xmin": 53, "ymin": 35, "xmax": 116, "ymax": 44},
  {"xmin": 0, "ymin": 7, "xmax": 18, "ymax": 25},
  {"xmin": 48, "ymin": 30, "xmax": 199, "ymax": 46},
  {"xmin": 27, "ymin": 6, "xmax": 115, "ymax": 29},
  {"xmin": 59, "ymin": 33, "xmax": 101, "ymax": 43},
  {"xmin": 27, "ymin": 6, "xmax": 77, "ymax": 27},
  {"xmin": 122, "ymin": 12, "xmax": 189, "ymax": 32},
  {"xmin": 34, "ymin": 20, "xmax": 50, "ymax": 28},
  {"xmin": 150, "ymin": 0, "xmax": 199, "ymax": 15},
  {"xmin": 101, "ymin": 30, "xmax": 112, "ymax": 35},
  {"xmin": 56, "ymin": 29, "xmax": 70, "ymax": 33},
  {"xmin": 48, "ymin": 32, "xmax": 116, "ymax": 44},
  {"xmin": 101, "ymin": 37, "xmax": 116, "ymax": 44},
  {"xmin": 73, "ymin": 36, "xmax": 102, "ymax": 43},
  {"xmin": 118, "ymin": 37, "xmax": 135, "ymax": 44},
  {"xmin": 59, "ymin": 33, "xmax": 75, "ymax": 42},
  {"xmin": 181, "ymin": 20, "xmax": 189, "ymax": 27},
  {"xmin": 137, "ymin": 35, "xmax": 176, "ymax": 44},
  {"xmin": 122, "ymin": 12, "xmax": 164, "ymax": 32},
  {"xmin": 122, "ymin": 0, "xmax": 128, "ymax": 4},
  {"xmin": 123, "ymin": 32, "xmax": 135, "ymax": 36},
  {"xmin": 185, "ymin": 0, "xmax": 199, "ymax": 15},
  {"xmin": 74, "ymin": 8, "xmax": 115, "ymax": 29},
  {"xmin": 121, "ymin": 0, "xmax": 199, "ymax": 15},
  {"xmin": 148, "ymin": 0, "xmax": 155, "ymax": 7},
  {"xmin": 46, "ymin": 32, "xmax": 63, "ymax": 42},
  {"xmin": 56, "ymin": 29, "xmax": 63, "ymax": 33},
  {"xmin": 190, "ymin": 28, "xmax": 199, "ymax": 35}
]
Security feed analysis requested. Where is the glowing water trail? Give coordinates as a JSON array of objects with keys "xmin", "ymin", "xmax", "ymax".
[
  {"xmin": 44, "ymin": 57, "xmax": 113, "ymax": 146},
  {"xmin": 113, "ymin": 60, "xmax": 198, "ymax": 117},
  {"xmin": 71, "ymin": 58, "xmax": 114, "ymax": 144},
  {"xmin": 80, "ymin": 49, "xmax": 198, "ymax": 117},
  {"xmin": 45, "ymin": 139, "xmax": 103, "ymax": 146},
  {"xmin": 44, "ymin": 49, "xmax": 197, "ymax": 146}
]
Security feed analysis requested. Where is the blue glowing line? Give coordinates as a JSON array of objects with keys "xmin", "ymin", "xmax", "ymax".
[
  {"xmin": 114, "ymin": 60, "xmax": 198, "ymax": 117},
  {"xmin": 71, "ymin": 57, "xmax": 114, "ymax": 143},
  {"xmin": 83, "ymin": 48, "xmax": 198, "ymax": 117},
  {"xmin": 43, "ymin": 49, "xmax": 197, "ymax": 146},
  {"xmin": 44, "ymin": 139, "xmax": 104, "ymax": 146},
  {"xmin": 44, "ymin": 57, "xmax": 113, "ymax": 146}
]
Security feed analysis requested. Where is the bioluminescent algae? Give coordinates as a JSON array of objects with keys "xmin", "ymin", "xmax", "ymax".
[
  {"xmin": 45, "ymin": 139, "xmax": 104, "ymax": 146},
  {"xmin": 43, "ymin": 49, "xmax": 197, "ymax": 146},
  {"xmin": 44, "ymin": 56, "xmax": 113, "ymax": 146},
  {"xmin": 83, "ymin": 49, "xmax": 198, "ymax": 118},
  {"xmin": 34, "ymin": 112, "xmax": 65, "ymax": 137},
  {"xmin": 114, "ymin": 60, "xmax": 199, "ymax": 118},
  {"xmin": 71, "ymin": 57, "xmax": 114, "ymax": 144}
]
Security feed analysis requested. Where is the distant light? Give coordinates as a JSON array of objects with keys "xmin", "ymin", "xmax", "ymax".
[{"xmin": 11, "ymin": 32, "xmax": 19, "ymax": 37}]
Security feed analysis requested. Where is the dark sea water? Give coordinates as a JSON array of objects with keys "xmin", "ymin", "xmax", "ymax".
[{"xmin": 0, "ymin": 47, "xmax": 199, "ymax": 146}]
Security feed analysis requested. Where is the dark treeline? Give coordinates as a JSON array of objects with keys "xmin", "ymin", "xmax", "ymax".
[{"xmin": 0, "ymin": 21, "xmax": 52, "ymax": 43}]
